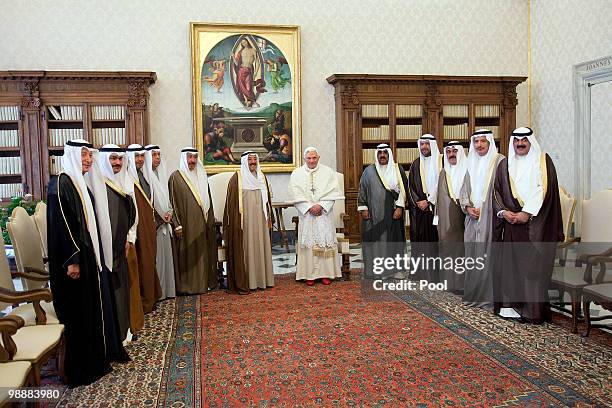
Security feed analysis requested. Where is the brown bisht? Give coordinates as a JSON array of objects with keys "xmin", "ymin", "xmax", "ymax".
[
  {"xmin": 223, "ymin": 172, "xmax": 274, "ymax": 294},
  {"xmin": 168, "ymin": 170, "xmax": 218, "ymax": 294},
  {"xmin": 492, "ymin": 153, "xmax": 564, "ymax": 323},
  {"xmin": 133, "ymin": 182, "xmax": 162, "ymax": 313}
]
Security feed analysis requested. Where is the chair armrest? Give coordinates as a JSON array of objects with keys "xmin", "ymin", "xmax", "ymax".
[
  {"xmin": 23, "ymin": 266, "xmax": 49, "ymax": 277},
  {"xmin": 557, "ymin": 236, "xmax": 580, "ymax": 249},
  {"xmin": 12, "ymin": 271, "xmax": 49, "ymax": 282},
  {"xmin": 577, "ymin": 247, "xmax": 612, "ymax": 266},
  {"xmin": 0, "ymin": 315, "xmax": 25, "ymax": 362},
  {"xmin": 589, "ymin": 256, "xmax": 612, "ymax": 283},
  {"xmin": 0, "ymin": 287, "xmax": 51, "ymax": 325}
]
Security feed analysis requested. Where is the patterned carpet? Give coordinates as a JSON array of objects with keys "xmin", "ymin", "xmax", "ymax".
[{"xmin": 46, "ymin": 272, "xmax": 611, "ymax": 407}]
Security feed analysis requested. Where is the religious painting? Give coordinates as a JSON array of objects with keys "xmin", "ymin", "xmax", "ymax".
[{"xmin": 190, "ymin": 23, "xmax": 301, "ymax": 173}]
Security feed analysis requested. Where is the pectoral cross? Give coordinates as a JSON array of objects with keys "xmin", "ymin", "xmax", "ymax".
[{"xmin": 310, "ymin": 184, "xmax": 316, "ymax": 195}]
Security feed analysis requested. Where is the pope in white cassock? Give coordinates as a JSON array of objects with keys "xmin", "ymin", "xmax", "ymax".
[{"xmin": 289, "ymin": 147, "xmax": 343, "ymax": 286}]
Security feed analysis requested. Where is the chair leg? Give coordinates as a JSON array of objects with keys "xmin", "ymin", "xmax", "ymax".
[
  {"xmin": 217, "ymin": 262, "xmax": 226, "ymax": 289},
  {"xmin": 570, "ymin": 294, "xmax": 579, "ymax": 334},
  {"xmin": 342, "ymin": 253, "xmax": 350, "ymax": 281},
  {"xmin": 582, "ymin": 299, "xmax": 592, "ymax": 337}
]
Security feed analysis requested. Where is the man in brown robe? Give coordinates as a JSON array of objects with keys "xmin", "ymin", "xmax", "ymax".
[
  {"xmin": 492, "ymin": 127, "xmax": 564, "ymax": 323},
  {"xmin": 436, "ymin": 141, "xmax": 467, "ymax": 293},
  {"xmin": 126, "ymin": 144, "xmax": 162, "ymax": 313},
  {"xmin": 224, "ymin": 151, "xmax": 274, "ymax": 294},
  {"xmin": 168, "ymin": 147, "xmax": 218, "ymax": 294},
  {"xmin": 408, "ymin": 134, "xmax": 441, "ymax": 282}
]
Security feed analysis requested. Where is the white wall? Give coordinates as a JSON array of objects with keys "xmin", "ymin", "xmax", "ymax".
[
  {"xmin": 0, "ymin": 0, "xmax": 528, "ymax": 224},
  {"xmin": 531, "ymin": 0, "xmax": 612, "ymax": 194}
]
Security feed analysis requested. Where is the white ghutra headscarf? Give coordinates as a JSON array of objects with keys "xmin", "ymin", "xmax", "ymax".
[
  {"xmin": 508, "ymin": 127, "xmax": 544, "ymax": 216},
  {"xmin": 240, "ymin": 151, "xmax": 269, "ymax": 220},
  {"xmin": 61, "ymin": 139, "xmax": 102, "ymax": 271},
  {"xmin": 467, "ymin": 129, "xmax": 499, "ymax": 207},
  {"xmin": 374, "ymin": 143, "xmax": 400, "ymax": 193},
  {"xmin": 418, "ymin": 134, "xmax": 441, "ymax": 205},
  {"xmin": 144, "ymin": 145, "xmax": 173, "ymax": 218},
  {"xmin": 443, "ymin": 141, "xmax": 468, "ymax": 200},
  {"xmin": 179, "ymin": 147, "xmax": 211, "ymax": 216}
]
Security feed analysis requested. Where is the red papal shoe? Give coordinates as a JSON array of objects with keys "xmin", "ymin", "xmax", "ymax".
[
  {"xmin": 321, "ymin": 278, "xmax": 331, "ymax": 285},
  {"xmin": 306, "ymin": 280, "xmax": 315, "ymax": 286}
]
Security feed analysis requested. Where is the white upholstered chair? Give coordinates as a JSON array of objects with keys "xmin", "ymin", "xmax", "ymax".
[
  {"xmin": 551, "ymin": 189, "xmax": 612, "ymax": 333},
  {"xmin": 7, "ymin": 207, "xmax": 48, "ymax": 291},
  {"xmin": 333, "ymin": 172, "xmax": 351, "ymax": 278},
  {"xmin": 33, "ymin": 201, "xmax": 48, "ymax": 260},
  {"xmin": 557, "ymin": 186, "xmax": 577, "ymax": 265},
  {"xmin": 208, "ymin": 172, "xmax": 236, "ymax": 288}
]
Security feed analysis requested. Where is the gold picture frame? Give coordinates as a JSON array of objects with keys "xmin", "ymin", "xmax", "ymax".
[{"xmin": 190, "ymin": 22, "xmax": 302, "ymax": 173}]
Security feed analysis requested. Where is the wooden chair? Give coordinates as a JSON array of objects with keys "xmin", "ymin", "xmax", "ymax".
[
  {"xmin": 208, "ymin": 172, "xmax": 235, "ymax": 289},
  {"xmin": 32, "ymin": 201, "xmax": 48, "ymax": 260},
  {"xmin": 582, "ymin": 282, "xmax": 612, "ymax": 336},
  {"xmin": 292, "ymin": 172, "xmax": 351, "ymax": 280},
  {"xmin": 0, "ymin": 316, "xmax": 35, "ymax": 407},
  {"xmin": 551, "ymin": 189, "xmax": 612, "ymax": 333}
]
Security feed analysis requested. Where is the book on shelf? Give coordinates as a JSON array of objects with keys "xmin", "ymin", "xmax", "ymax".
[
  {"xmin": 362, "ymin": 125, "xmax": 390, "ymax": 141},
  {"xmin": 0, "ymin": 129, "xmax": 19, "ymax": 147},
  {"xmin": 361, "ymin": 104, "xmax": 389, "ymax": 118},
  {"xmin": 395, "ymin": 104, "xmax": 422, "ymax": 118},
  {"xmin": 0, "ymin": 183, "xmax": 23, "ymax": 198},
  {"xmin": 442, "ymin": 105, "xmax": 469, "ymax": 118},
  {"xmin": 48, "ymin": 106, "xmax": 62, "ymax": 120},
  {"xmin": 443, "ymin": 123, "xmax": 469, "ymax": 140},
  {"xmin": 57, "ymin": 105, "xmax": 83, "ymax": 121},
  {"xmin": 93, "ymin": 128, "xmax": 126, "ymax": 146},
  {"xmin": 49, "ymin": 155, "xmax": 64, "ymax": 176},
  {"xmin": 396, "ymin": 124, "xmax": 422, "ymax": 140},
  {"xmin": 0, "ymin": 106, "xmax": 19, "ymax": 121},
  {"xmin": 0, "ymin": 157, "xmax": 22, "ymax": 175},
  {"xmin": 396, "ymin": 147, "xmax": 420, "ymax": 164},
  {"xmin": 475, "ymin": 105, "xmax": 500, "ymax": 118},
  {"xmin": 362, "ymin": 148, "xmax": 376, "ymax": 165},
  {"xmin": 48, "ymin": 128, "xmax": 84, "ymax": 147},
  {"xmin": 92, "ymin": 105, "xmax": 126, "ymax": 121}
]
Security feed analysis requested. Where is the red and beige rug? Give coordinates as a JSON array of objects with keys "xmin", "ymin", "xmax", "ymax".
[{"xmin": 50, "ymin": 274, "xmax": 609, "ymax": 407}]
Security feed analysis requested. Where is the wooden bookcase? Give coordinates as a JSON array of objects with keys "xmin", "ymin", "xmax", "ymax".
[
  {"xmin": 327, "ymin": 74, "xmax": 527, "ymax": 241},
  {"xmin": 0, "ymin": 71, "xmax": 157, "ymax": 201}
]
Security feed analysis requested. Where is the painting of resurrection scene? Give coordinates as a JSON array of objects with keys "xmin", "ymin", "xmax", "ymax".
[{"xmin": 199, "ymin": 32, "xmax": 297, "ymax": 169}]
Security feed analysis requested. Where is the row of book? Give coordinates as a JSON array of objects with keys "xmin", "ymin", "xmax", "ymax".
[
  {"xmin": 443, "ymin": 123, "xmax": 470, "ymax": 140},
  {"xmin": 0, "ymin": 130, "xmax": 19, "ymax": 147},
  {"xmin": 48, "ymin": 106, "xmax": 83, "ymax": 121},
  {"xmin": 362, "ymin": 125, "xmax": 390, "ymax": 140},
  {"xmin": 0, "ymin": 183, "xmax": 23, "ymax": 198},
  {"xmin": 442, "ymin": 105, "xmax": 469, "ymax": 118},
  {"xmin": 396, "ymin": 124, "xmax": 422, "ymax": 140},
  {"xmin": 0, "ymin": 106, "xmax": 19, "ymax": 121},
  {"xmin": 48, "ymin": 128, "xmax": 84, "ymax": 147},
  {"xmin": 396, "ymin": 105, "xmax": 422, "ymax": 118},
  {"xmin": 362, "ymin": 104, "xmax": 389, "ymax": 118},
  {"xmin": 92, "ymin": 128, "xmax": 126, "ymax": 146},
  {"xmin": 0, "ymin": 157, "xmax": 21, "ymax": 175},
  {"xmin": 92, "ymin": 105, "xmax": 125, "ymax": 120},
  {"xmin": 49, "ymin": 156, "xmax": 63, "ymax": 176},
  {"xmin": 475, "ymin": 105, "xmax": 500, "ymax": 118}
]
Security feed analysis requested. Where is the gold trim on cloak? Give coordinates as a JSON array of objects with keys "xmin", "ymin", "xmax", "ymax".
[
  {"xmin": 471, "ymin": 153, "xmax": 502, "ymax": 209},
  {"xmin": 104, "ymin": 179, "xmax": 127, "ymax": 197},
  {"xmin": 178, "ymin": 170, "xmax": 208, "ymax": 220},
  {"xmin": 374, "ymin": 163, "xmax": 407, "ymax": 207},
  {"xmin": 134, "ymin": 181, "xmax": 154, "ymax": 210}
]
